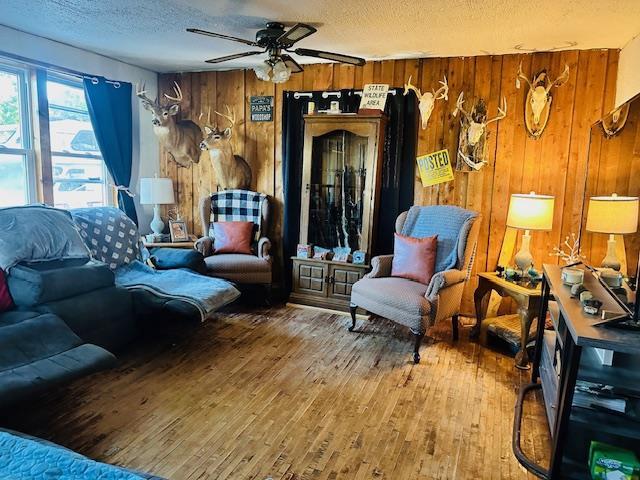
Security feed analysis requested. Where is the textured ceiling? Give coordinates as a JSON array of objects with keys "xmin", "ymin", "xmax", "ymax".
[{"xmin": 2, "ymin": 0, "xmax": 640, "ymax": 73}]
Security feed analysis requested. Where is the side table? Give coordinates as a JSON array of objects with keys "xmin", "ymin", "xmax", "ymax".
[{"xmin": 471, "ymin": 272, "xmax": 542, "ymax": 369}]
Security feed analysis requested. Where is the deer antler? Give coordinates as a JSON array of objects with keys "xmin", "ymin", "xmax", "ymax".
[
  {"xmin": 403, "ymin": 75, "xmax": 422, "ymax": 98},
  {"xmin": 515, "ymin": 62, "xmax": 533, "ymax": 90},
  {"xmin": 452, "ymin": 92, "xmax": 471, "ymax": 120},
  {"xmin": 199, "ymin": 107, "xmax": 216, "ymax": 130},
  {"xmin": 433, "ymin": 76, "xmax": 448, "ymax": 100},
  {"xmin": 163, "ymin": 81, "xmax": 183, "ymax": 103},
  {"xmin": 485, "ymin": 97, "xmax": 508, "ymax": 125},
  {"xmin": 545, "ymin": 64, "xmax": 570, "ymax": 93},
  {"xmin": 214, "ymin": 105, "xmax": 236, "ymax": 129},
  {"xmin": 135, "ymin": 82, "xmax": 157, "ymax": 105}
]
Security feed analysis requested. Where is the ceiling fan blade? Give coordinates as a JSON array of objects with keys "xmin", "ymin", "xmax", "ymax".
[
  {"xmin": 281, "ymin": 54, "xmax": 304, "ymax": 73},
  {"xmin": 187, "ymin": 28, "xmax": 258, "ymax": 47},
  {"xmin": 293, "ymin": 48, "xmax": 365, "ymax": 66},
  {"xmin": 205, "ymin": 51, "xmax": 264, "ymax": 64},
  {"xmin": 277, "ymin": 23, "xmax": 317, "ymax": 46}
]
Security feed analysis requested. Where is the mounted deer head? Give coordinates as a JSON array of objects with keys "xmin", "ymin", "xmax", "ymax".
[
  {"xmin": 136, "ymin": 81, "xmax": 202, "ymax": 168},
  {"xmin": 403, "ymin": 75, "xmax": 448, "ymax": 129},
  {"xmin": 453, "ymin": 92, "xmax": 507, "ymax": 171},
  {"xmin": 516, "ymin": 62, "xmax": 569, "ymax": 138},
  {"xmin": 600, "ymin": 103, "xmax": 630, "ymax": 138},
  {"xmin": 200, "ymin": 106, "xmax": 252, "ymax": 191}
]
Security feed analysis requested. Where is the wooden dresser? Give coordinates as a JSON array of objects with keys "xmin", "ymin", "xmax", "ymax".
[
  {"xmin": 289, "ymin": 257, "xmax": 369, "ymax": 312},
  {"xmin": 514, "ymin": 264, "xmax": 640, "ymax": 479}
]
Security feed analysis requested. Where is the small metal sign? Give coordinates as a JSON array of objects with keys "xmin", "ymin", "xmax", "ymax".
[
  {"xmin": 250, "ymin": 96, "xmax": 274, "ymax": 122},
  {"xmin": 416, "ymin": 149, "xmax": 455, "ymax": 187}
]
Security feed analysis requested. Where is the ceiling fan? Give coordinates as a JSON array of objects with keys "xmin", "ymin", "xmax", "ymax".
[{"xmin": 187, "ymin": 22, "xmax": 366, "ymax": 83}]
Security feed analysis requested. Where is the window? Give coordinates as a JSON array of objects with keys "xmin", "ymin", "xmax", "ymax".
[
  {"xmin": 0, "ymin": 64, "xmax": 35, "ymax": 206},
  {"xmin": 47, "ymin": 76, "xmax": 111, "ymax": 209}
]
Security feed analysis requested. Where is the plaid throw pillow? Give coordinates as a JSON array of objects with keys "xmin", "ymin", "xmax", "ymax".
[{"xmin": 209, "ymin": 190, "xmax": 267, "ymax": 241}]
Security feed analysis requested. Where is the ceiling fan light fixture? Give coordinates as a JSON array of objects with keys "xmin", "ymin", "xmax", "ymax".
[
  {"xmin": 254, "ymin": 62, "xmax": 272, "ymax": 81},
  {"xmin": 271, "ymin": 59, "xmax": 292, "ymax": 84}
]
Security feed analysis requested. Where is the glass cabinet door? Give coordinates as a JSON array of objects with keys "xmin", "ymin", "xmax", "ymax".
[{"xmin": 307, "ymin": 130, "xmax": 368, "ymax": 252}]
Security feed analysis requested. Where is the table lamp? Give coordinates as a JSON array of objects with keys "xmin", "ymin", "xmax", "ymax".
[
  {"xmin": 586, "ymin": 193, "xmax": 639, "ymax": 271},
  {"xmin": 506, "ymin": 192, "xmax": 555, "ymax": 272},
  {"xmin": 139, "ymin": 176, "xmax": 175, "ymax": 235}
]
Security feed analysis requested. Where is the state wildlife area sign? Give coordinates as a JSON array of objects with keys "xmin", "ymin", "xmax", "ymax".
[
  {"xmin": 416, "ymin": 149, "xmax": 455, "ymax": 187},
  {"xmin": 250, "ymin": 96, "xmax": 274, "ymax": 122},
  {"xmin": 358, "ymin": 84, "xmax": 389, "ymax": 113}
]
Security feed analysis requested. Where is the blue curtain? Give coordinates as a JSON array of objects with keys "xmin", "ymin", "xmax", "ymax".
[{"xmin": 83, "ymin": 77, "xmax": 138, "ymax": 224}]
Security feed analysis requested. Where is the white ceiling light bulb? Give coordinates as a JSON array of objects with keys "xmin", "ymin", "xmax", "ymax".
[
  {"xmin": 254, "ymin": 62, "xmax": 271, "ymax": 82},
  {"xmin": 271, "ymin": 60, "xmax": 291, "ymax": 84}
]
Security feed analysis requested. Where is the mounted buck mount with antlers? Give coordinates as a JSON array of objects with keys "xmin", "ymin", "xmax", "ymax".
[
  {"xmin": 403, "ymin": 75, "xmax": 448, "ymax": 130},
  {"xmin": 516, "ymin": 62, "xmax": 570, "ymax": 138},
  {"xmin": 200, "ymin": 106, "xmax": 252, "ymax": 191},
  {"xmin": 453, "ymin": 92, "xmax": 507, "ymax": 171},
  {"xmin": 136, "ymin": 82, "xmax": 202, "ymax": 168}
]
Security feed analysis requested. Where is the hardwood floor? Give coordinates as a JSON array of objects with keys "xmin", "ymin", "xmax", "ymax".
[{"xmin": 5, "ymin": 306, "xmax": 550, "ymax": 479}]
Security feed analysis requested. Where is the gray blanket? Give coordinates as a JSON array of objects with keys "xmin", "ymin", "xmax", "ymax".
[
  {"xmin": 401, "ymin": 205, "xmax": 478, "ymax": 272},
  {"xmin": 0, "ymin": 205, "xmax": 90, "ymax": 271},
  {"xmin": 116, "ymin": 261, "xmax": 239, "ymax": 319},
  {"xmin": 71, "ymin": 207, "xmax": 239, "ymax": 320}
]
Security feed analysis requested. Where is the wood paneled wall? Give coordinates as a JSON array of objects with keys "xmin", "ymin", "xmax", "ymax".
[{"xmin": 158, "ymin": 49, "xmax": 619, "ymax": 313}]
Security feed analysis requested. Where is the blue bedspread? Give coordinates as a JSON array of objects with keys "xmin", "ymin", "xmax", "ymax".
[
  {"xmin": 116, "ymin": 261, "xmax": 240, "ymax": 320},
  {"xmin": 0, "ymin": 431, "xmax": 143, "ymax": 479}
]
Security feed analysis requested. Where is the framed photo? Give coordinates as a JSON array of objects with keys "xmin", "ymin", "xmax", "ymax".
[{"xmin": 169, "ymin": 220, "xmax": 189, "ymax": 242}]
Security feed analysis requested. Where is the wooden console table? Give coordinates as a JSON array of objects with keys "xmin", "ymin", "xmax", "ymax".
[
  {"xmin": 472, "ymin": 272, "xmax": 542, "ymax": 369},
  {"xmin": 289, "ymin": 257, "xmax": 369, "ymax": 312},
  {"xmin": 513, "ymin": 264, "xmax": 640, "ymax": 479}
]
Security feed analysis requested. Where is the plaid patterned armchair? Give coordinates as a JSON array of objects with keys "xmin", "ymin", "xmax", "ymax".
[
  {"xmin": 195, "ymin": 190, "xmax": 272, "ymax": 288},
  {"xmin": 349, "ymin": 207, "xmax": 480, "ymax": 364}
]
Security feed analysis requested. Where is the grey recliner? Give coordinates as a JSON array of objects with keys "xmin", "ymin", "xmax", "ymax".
[
  {"xmin": 195, "ymin": 190, "xmax": 272, "ymax": 288},
  {"xmin": 350, "ymin": 206, "xmax": 481, "ymax": 363}
]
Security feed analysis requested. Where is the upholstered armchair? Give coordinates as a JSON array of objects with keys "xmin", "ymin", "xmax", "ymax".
[
  {"xmin": 350, "ymin": 206, "xmax": 481, "ymax": 363},
  {"xmin": 195, "ymin": 190, "xmax": 272, "ymax": 290}
]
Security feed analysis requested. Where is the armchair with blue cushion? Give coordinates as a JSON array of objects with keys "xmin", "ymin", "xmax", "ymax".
[{"xmin": 350, "ymin": 205, "xmax": 481, "ymax": 363}]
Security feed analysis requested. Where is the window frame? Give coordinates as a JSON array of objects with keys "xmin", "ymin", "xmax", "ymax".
[{"xmin": 0, "ymin": 60, "xmax": 38, "ymax": 204}]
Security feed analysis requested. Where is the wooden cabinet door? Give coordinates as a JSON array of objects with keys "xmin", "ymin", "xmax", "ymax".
[
  {"xmin": 328, "ymin": 264, "xmax": 365, "ymax": 301},
  {"xmin": 293, "ymin": 260, "xmax": 328, "ymax": 297}
]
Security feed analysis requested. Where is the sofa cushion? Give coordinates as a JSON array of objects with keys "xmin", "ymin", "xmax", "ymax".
[
  {"xmin": 149, "ymin": 247, "xmax": 205, "ymax": 273},
  {"xmin": 8, "ymin": 261, "xmax": 115, "ymax": 306},
  {"xmin": 351, "ymin": 277, "xmax": 431, "ymax": 332},
  {"xmin": 213, "ymin": 221, "xmax": 254, "ymax": 254},
  {"xmin": 36, "ymin": 285, "xmax": 136, "ymax": 350},
  {"xmin": 0, "ymin": 270, "xmax": 13, "ymax": 312},
  {"xmin": 0, "ymin": 313, "xmax": 116, "ymax": 407},
  {"xmin": 0, "ymin": 205, "xmax": 90, "ymax": 271},
  {"xmin": 0, "ymin": 310, "xmax": 40, "ymax": 327},
  {"xmin": 391, "ymin": 233, "xmax": 437, "ymax": 285}
]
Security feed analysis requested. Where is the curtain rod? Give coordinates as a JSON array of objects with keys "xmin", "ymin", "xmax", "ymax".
[
  {"xmin": 292, "ymin": 89, "xmax": 398, "ymax": 99},
  {"xmin": 0, "ymin": 49, "xmax": 123, "ymax": 87}
]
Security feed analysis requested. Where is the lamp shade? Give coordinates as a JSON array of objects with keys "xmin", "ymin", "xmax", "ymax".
[
  {"xmin": 139, "ymin": 177, "xmax": 175, "ymax": 205},
  {"xmin": 586, "ymin": 194, "xmax": 639, "ymax": 234},
  {"xmin": 506, "ymin": 192, "xmax": 555, "ymax": 231}
]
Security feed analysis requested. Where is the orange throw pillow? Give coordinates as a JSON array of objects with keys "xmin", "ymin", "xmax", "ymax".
[
  {"xmin": 213, "ymin": 221, "xmax": 254, "ymax": 254},
  {"xmin": 391, "ymin": 233, "xmax": 438, "ymax": 285}
]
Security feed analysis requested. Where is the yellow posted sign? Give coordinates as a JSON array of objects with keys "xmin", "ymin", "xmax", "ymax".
[{"xmin": 416, "ymin": 149, "xmax": 454, "ymax": 187}]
